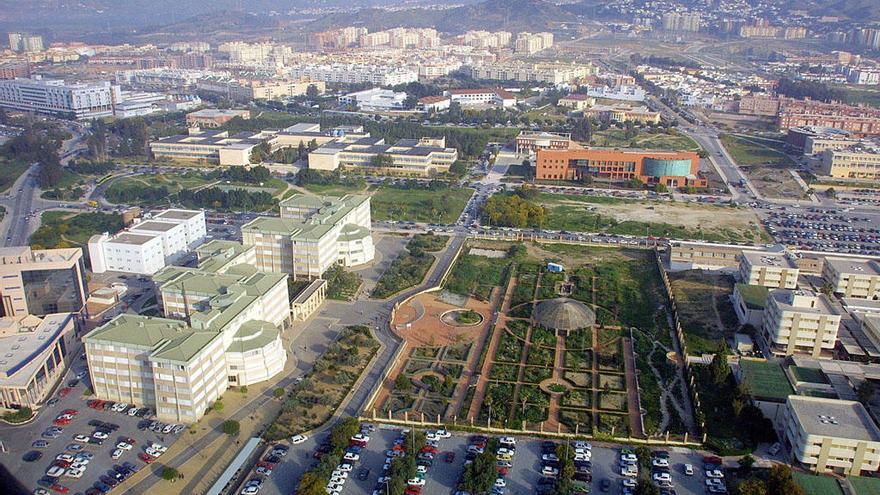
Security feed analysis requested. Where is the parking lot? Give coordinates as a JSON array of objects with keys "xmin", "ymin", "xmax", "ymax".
[
  {"xmin": 759, "ymin": 205, "xmax": 880, "ymax": 256},
  {"xmin": 256, "ymin": 423, "xmax": 711, "ymax": 495},
  {"xmin": 1, "ymin": 361, "xmax": 184, "ymax": 495}
]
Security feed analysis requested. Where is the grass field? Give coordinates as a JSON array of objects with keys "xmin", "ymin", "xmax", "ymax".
[
  {"xmin": 371, "ymin": 186, "xmax": 473, "ymax": 224},
  {"xmin": 0, "ymin": 158, "xmax": 30, "ymax": 193},
  {"xmin": 739, "ymin": 359, "xmax": 794, "ymax": 402},
  {"xmin": 537, "ymin": 193, "xmax": 771, "ymax": 243},
  {"xmin": 719, "ymin": 134, "xmax": 795, "ymax": 167},
  {"xmin": 793, "ymin": 472, "xmax": 844, "ymax": 495},
  {"xmin": 590, "ymin": 129, "xmax": 701, "ymax": 151},
  {"xmin": 107, "ymin": 172, "xmax": 214, "ymax": 197},
  {"xmin": 848, "ymin": 476, "xmax": 880, "ymax": 495},
  {"xmin": 668, "ymin": 271, "xmax": 737, "ymax": 356}
]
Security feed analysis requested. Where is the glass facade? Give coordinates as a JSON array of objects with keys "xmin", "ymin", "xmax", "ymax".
[
  {"xmin": 21, "ymin": 260, "xmax": 86, "ymax": 315},
  {"xmin": 643, "ymin": 158, "xmax": 693, "ymax": 178}
]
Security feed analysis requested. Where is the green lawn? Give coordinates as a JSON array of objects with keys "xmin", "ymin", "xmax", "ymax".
[
  {"xmin": 793, "ymin": 472, "xmax": 844, "ymax": 495},
  {"xmin": 30, "ymin": 211, "xmax": 123, "ymax": 249},
  {"xmin": 848, "ymin": 476, "xmax": 880, "ymax": 495},
  {"xmin": 719, "ymin": 134, "xmax": 796, "ymax": 167},
  {"xmin": 0, "ymin": 158, "xmax": 30, "ymax": 193},
  {"xmin": 371, "ymin": 186, "xmax": 473, "ymax": 224},
  {"xmin": 590, "ymin": 129, "xmax": 701, "ymax": 151},
  {"xmin": 299, "ymin": 182, "xmax": 369, "ymax": 195}
]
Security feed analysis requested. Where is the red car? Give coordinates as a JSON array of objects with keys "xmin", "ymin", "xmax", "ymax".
[
  {"xmin": 497, "ymin": 467, "xmax": 508, "ymax": 475},
  {"xmin": 444, "ymin": 452, "xmax": 456, "ymax": 463},
  {"xmin": 50, "ymin": 484, "xmax": 70, "ymax": 494},
  {"xmin": 58, "ymin": 388, "xmax": 71, "ymax": 398},
  {"xmin": 61, "ymin": 409, "xmax": 78, "ymax": 416},
  {"xmin": 405, "ymin": 487, "xmax": 422, "ymax": 495},
  {"xmin": 350, "ymin": 439, "xmax": 367, "ymax": 448},
  {"xmin": 87, "ymin": 400, "xmax": 102, "ymax": 409},
  {"xmin": 138, "ymin": 453, "xmax": 154, "ymax": 464},
  {"xmin": 120, "ymin": 437, "xmax": 136, "ymax": 445},
  {"xmin": 421, "ymin": 446, "xmax": 438, "ymax": 454},
  {"xmin": 52, "ymin": 418, "xmax": 70, "ymax": 426}
]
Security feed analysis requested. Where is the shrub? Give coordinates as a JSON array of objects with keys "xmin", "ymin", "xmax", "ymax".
[{"xmin": 222, "ymin": 420, "xmax": 240, "ymax": 435}]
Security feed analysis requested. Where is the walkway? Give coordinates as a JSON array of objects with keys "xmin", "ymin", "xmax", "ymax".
[{"xmin": 622, "ymin": 336, "xmax": 646, "ymax": 438}]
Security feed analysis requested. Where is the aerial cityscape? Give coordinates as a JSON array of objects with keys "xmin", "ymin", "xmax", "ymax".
[{"xmin": 2, "ymin": 1, "xmax": 880, "ymax": 494}]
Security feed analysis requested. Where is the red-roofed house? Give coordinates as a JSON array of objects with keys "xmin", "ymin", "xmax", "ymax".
[
  {"xmin": 417, "ymin": 95, "xmax": 451, "ymax": 113},
  {"xmin": 443, "ymin": 88, "xmax": 517, "ymax": 107}
]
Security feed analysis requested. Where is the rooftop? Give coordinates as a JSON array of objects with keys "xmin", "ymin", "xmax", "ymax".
[
  {"xmin": 0, "ymin": 314, "xmax": 74, "ymax": 387},
  {"xmin": 788, "ymin": 395, "xmax": 880, "ymax": 441},
  {"xmin": 110, "ymin": 232, "xmax": 161, "ymax": 246},
  {"xmin": 154, "ymin": 209, "xmax": 203, "ymax": 221},
  {"xmin": 739, "ymin": 358, "xmax": 794, "ymax": 402},
  {"xmin": 768, "ymin": 289, "xmax": 836, "ymax": 315},
  {"xmin": 743, "ymin": 250, "xmax": 798, "ymax": 269},
  {"xmin": 533, "ymin": 298, "xmax": 595, "ymax": 332},
  {"xmin": 129, "ymin": 220, "xmax": 181, "ymax": 233},
  {"xmin": 735, "ymin": 283, "xmax": 770, "ymax": 310}
]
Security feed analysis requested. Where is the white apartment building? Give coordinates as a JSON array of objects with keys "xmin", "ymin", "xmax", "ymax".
[
  {"xmin": 444, "ymin": 89, "xmax": 516, "ymax": 108},
  {"xmin": 584, "ymin": 85, "xmax": 647, "ymax": 102},
  {"xmin": 739, "ymin": 251, "xmax": 800, "ymax": 289},
  {"xmin": 467, "ymin": 62, "xmax": 595, "ymax": 85},
  {"xmin": 242, "ymin": 194, "xmax": 374, "ymax": 280},
  {"xmin": 0, "ymin": 77, "xmax": 119, "ymax": 120},
  {"xmin": 515, "ymin": 32, "xmax": 554, "ymax": 54},
  {"xmin": 761, "ymin": 289, "xmax": 841, "ymax": 358},
  {"xmin": 288, "ymin": 64, "xmax": 418, "ymax": 86},
  {"xmin": 88, "ymin": 209, "xmax": 207, "ymax": 275},
  {"xmin": 84, "ymin": 253, "xmax": 290, "ymax": 423},
  {"xmin": 339, "ymin": 88, "xmax": 408, "ymax": 111},
  {"xmin": 823, "ymin": 258, "xmax": 880, "ymax": 299},
  {"xmin": 782, "ymin": 396, "xmax": 880, "ymax": 475},
  {"xmin": 308, "ymin": 136, "xmax": 457, "ymax": 175}
]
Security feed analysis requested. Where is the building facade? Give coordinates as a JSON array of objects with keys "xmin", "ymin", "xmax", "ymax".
[
  {"xmin": 0, "ymin": 247, "xmax": 87, "ymax": 318},
  {"xmin": 823, "ymin": 258, "xmax": 880, "ymax": 299},
  {"xmin": 820, "ymin": 147, "xmax": 880, "ymax": 180},
  {"xmin": 761, "ymin": 290, "xmax": 840, "ymax": 358},
  {"xmin": 535, "ymin": 148, "xmax": 704, "ymax": 187},
  {"xmin": 739, "ymin": 251, "xmax": 800, "ymax": 289},
  {"xmin": 186, "ymin": 109, "xmax": 251, "ymax": 128},
  {"xmin": 0, "ymin": 77, "xmax": 118, "ymax": 120}
]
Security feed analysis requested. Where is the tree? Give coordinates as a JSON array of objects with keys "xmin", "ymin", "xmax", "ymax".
[
  {"xmin": 709, "ymin": 341, "xmax": 730, "ymax": 386},
  {"xmin": 654, "ymin": 183, "xmax": 669, "ymax": 193},
  {"xmin": 212, "ymin": 401, "xmax": 224, "ymax": 412},
  {"xmin": 738, "ymin": 454, "xmax": 755, "ymax": 474},
  {"xmin": 306, "ymin": 84, "xmax": 320, "ymax": 99},
  {"xmin": 395, "ymin": 374, "xmax": 412, "ymax": 392},
  {"xmin": 734, "ymin": 479, "xmax": 768, "ymax": 495},
  {"xmin": 449, "ymin": 160, "xmax": 467, "ymax": 177},
  {"xmin": 370, "ymin": 153, "xmax": 395, "ymax": 168},
  {"xmin": 858, "ymin": 380, "xmax": 876, "ymax": 405},
  {"xmin": 161, "ymin": 466, "xmax": 179, "ymax": 481},
  {"xmin": 766, "ymin": 465, "xmax": 804, "ymax": 495},
  {"xmin": 297, "ymin": 471, "xmax": 327, "ymax": 495},
  {"xmin": 221, "ymin": 420, "xmax": 240, "ymax": 435},
  {"xmin": 825, "ymin": 187, "xmax": 836, "ymax": 199},
  {"xmin": 273, "ymin": 387, "xmax": 285, "ymax": 398},
  {"xmin": 634, "ymin": 477, "xmax": 660, "ymax": 495}
]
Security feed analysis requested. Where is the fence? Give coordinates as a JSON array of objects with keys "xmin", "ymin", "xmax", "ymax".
[{"xmin": 653, "ymin": 247, "xmax": 707, "ymax": 441}]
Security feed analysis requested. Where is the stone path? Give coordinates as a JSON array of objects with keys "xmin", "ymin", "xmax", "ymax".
[{"xmin": 622, "ymin": 335, "xmax": 646, "ymax": 438}]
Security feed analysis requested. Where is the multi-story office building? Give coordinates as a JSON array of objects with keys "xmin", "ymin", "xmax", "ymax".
[
  {"xmin": 761, "ymin": 289, "xmax": 840, "ymax": 358},
  {"xmin": 515, "ymin": 131, "xmax": 573, "ymax": 155},
  {"xmin": 88, "ymin": 209, "xmax": 206, "ymax": 275},
  {"xmin": 581, "ymin": 104, "xmax": 661, "ymax": 125},
  {"xmin": 242, "ymin": 194, "xmax": 373, "ymax": 280},
  {"xmin": 0, "ymin": 77, "xmax": 118, "ymax": 120},
  {"xmin": 535, "ymin": 149, "xmax": 704, "ymax": 188},
  {"xmin": 781, "ymin": 396, "xmax": 880, "ymax": 475},
  {"xmin": 308, "ymin": 136, "xmax": 457, "ymax": 175},
  {"xmin": 667, "ymin": 240, "xmax": 762, "ymax": 271},
  {"xmin": 785, "ymin": 126, "xmax": 861, "ymax": 156},
  {"xmin": 820, "ymin": 146, "xmax": 880, "ymax": 180},
  {"xmin": 84, "ymin": 250, "xmax": 290, "ymax": 423},
  {"xmin": 186, "ymin": 109, "xmax": 251, "ymax": 128},
  {"xmin": 0, "ymin": 247, "xmax": 87, "ymax": 318},
  {"xmin": 288, "ymin": 64, "xmax": 418, "ymax": 86},
  {"xmin": 149, "ymin": 128, "xmax": 268, "ymax": 165},
  {"xmin": 823, "ymin": 258, "xmax": 880, "ymax": 299},
  {"xmin": 8, "ymin": 33, "xmax": 43, "ymax": 52},
  {"xmin": 585, "ymin": 85, "xmax": 647, "ymax": 102},
  {"xmin": 0, "ymin": 313, "xmax": 77, "ymax": 409},
  {"xmin": 739, "ymin": 251, "xmax": 800, "ymax": 289}
]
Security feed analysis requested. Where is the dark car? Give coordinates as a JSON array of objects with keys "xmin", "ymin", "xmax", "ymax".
[
  {"xmin": 67, "ymin": 379, "xmax": 79, "ymax": 388},
  {"xmin": 109, "ymin": 470, "xmax": 125, "ymax": 481},
  {"xmin": 93, "ymin": 481, "xmax": 111, "ymax": 494},
  {"xmin": 85, "ymin": 488, "xmax": 101, "ymax": 495},
  {"xmin": 99, "ymin": 475, "xmax": 117, "ymax": 487},
  {"xmin": 264, "ymin": 455, "xmax": 281, "ymax": 464},
  {"xmin": 23, "ymin": 451, "xmax": 43, "ymax": 462},
  {"xmin": 600, "ymin": 479, "xmax": 611, "ymax": 492},
  {"xmin": 357, "ymin": 468, "xmax": 370, "ymax": 481},
  {"xmin": 444, "ymin": 452, "xmax": 455, "ymax": 463},
  {"xmin": 122, "ymin": 462, "xmax": 140, "ymax": 473}
]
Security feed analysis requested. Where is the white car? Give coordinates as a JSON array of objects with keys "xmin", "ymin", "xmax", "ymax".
[
  {"xmin": 494, "ymin": 479, "xmax": 506, "ymax": 488},
  {"xmin": 622, "ymin": 478, "xmax": 636, "ymax": 488},
  {"xmin": 573, "ymin": 441, "xmax": 592, "ymax": 450},
  {"xmin": 241, "ymin": 486, "xmax": 261, "ymax": 495},
  {"xmin": 542, "ymin": 454, "xmax": 559, "ymax": 462},
  {"xmin": 337, "ymin": 463, "xmax": 353, "ymax": 472},
  {"xmin": 111, "ymin": 449, "xmax": 124, "ymax": 459},
  {"xmin": 329, "ymin": 476, "xmax": 346, "ymax": 485},
  {"xmin": 56, "ymin": 453, "xmax": 74, "ymax": 462},
  {"xmin": 331, "ymin": 470, "xmax": 348, "ymax": 479},
  {"xmin": 416, "ymin": 465, "xmax": 428, "ymax": 474},
  {"xmin": 350, "ymin": 433, "xmax": 369, "ymax": 443},
  {"xmin": 46, "ymin": 466, "xmax": 66, "ymax": 478},
  {"xmin": 574, "ymin": 453, "xmax": 591, "ymax": 462},
  {"xmin": 434, "ymin": 429, "xmax": 451, "ymax": 438},
  {"xmin": 127, "ymin": 408, "xmax": 139, "ymax": 416},
  {"xmin": 621, "ymin": 466, "xmax": 638, "ymax": 478},
  {"xmin": 499, "ymin": 436, "xmax": 516, "ymax": 446},
  {"xmin": 706, "ymin": 469, "xmax": 724, "ymax": 479},
  {"xmin": 620, "ymin": 453, "xmax": 637, "ymax": 463},
  {"xmin": 541, "ymin": 466, "xmax": 559, "ymax": 477},
  {"xmin": 706, "ymin": 479, "xmax": 725, "ymax": 487},
  {"xmin": 684, "ymin": 464, "xmax": 694, "ymax": 476},
  {"xmin": 92, "ymin": 431, "xmax": 108, "ymax": 440},
  {"xmin": 73, "ymin": 434, "xmax": 90, "ymax": 443},
  {"xmin": 574, "ymin": 448, "xmax": 591, "ymax": 456},
  {"xmin": 290, "ymin": 434, "xmax": 308, "ymax": 445},
  {"xmin": 343, "ymin": 452, "xmax": 360, "ymax": 462},
  {"xmin": 653, "ymin": 473, "xmax": 672, "ymax": 483},
  {"xmin": 116, "ymin": 442, "xmax": 133, "ymax": 450},
  {"xmin": 652, "ymin": 458, "xmax": 669, "ymax": 468},
  {"xmin": 145, "ymin": 448, "xmax": 163, "ymax": 458},
  {"xmin": 407, "ymin": 478, "xmax": 426, "ymax": 487},
  {"xmin": 64, "ymin": 468, "xmax": 85, "ymax": 479},
  {"xmin": 150, "ymin": 443, "xmax": 168, "ymax": 453},
  {"xmin": 497, "ymin": 448, "xmax": 514, "ymax": 456}
]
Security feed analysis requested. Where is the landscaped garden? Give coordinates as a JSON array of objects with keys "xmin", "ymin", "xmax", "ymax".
[
  {"xmin": 371, "ymin": 234, "xmax": 448, "ymax": 299},
  {"xmin": 265, "ymin": 326, "xmax": 378, "ymax": 440}
]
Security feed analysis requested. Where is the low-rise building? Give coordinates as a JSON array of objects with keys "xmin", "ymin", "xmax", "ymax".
[
  {"xmin": 0, "ymin": 314, "xmax": 77, "ymax": 409},
  {"xmin": 443, "ymin": 88, "xmax": 516, "ymax": 108},
  {"xmin": 85, "ymin": 254, "xmax": 290, "ymax": 423},
  {"xmin": 820, "ymin": 146, "xmax": 880, "ymax": 180},
  {"xmin": 417, "ymin": 95, "xmax": 451, "ymax": 113},
  {"xmin": 291, "ymin": 279, "xmax": 327, "ymax": 321},
  {"xmin": 242, "ymin": 194, "xmax": 373, "ymax": 280},
  {"xmin": 581, "ymin": 104, "xmax": 661, "ymax": 125},
  {"xmin": 515, "ymin": 131, "xmax": 572, "ymax": 155},
  {"xmin": 307, "ymin": 136, "xmax": 457, "ymax": 175},
  {"xmin": 535, "ymin": 148, "xmax": 704, "ymax": 188},
  {"xmin": 186, "ymin": 109, "xmax": 250, "ymax": 128},
  {"xmin": 733, "ymin": 283, "xmax": 770, "ymax": 327},
  {"xmin": 823, "ymin": 258, "xmax": 880, "ymax": 299},
  {"xmin": 339, "ymin": 88, "xmax": 407, "ymax": 111},
  {"xmin": 88, "ymin": 209, "xmax": 207, "ymax": 275},
  {"xmin": 739, "ymin": 251, "xmax": 800, "ymax": 289},
  {"xmin": 761, "ymin": 289, "xmax": 841, "ymax": 358},
  {"xmin": 149, "ymin": 128, "xmax": 268, "ymax": 165},
  {"xmin": 782, "ymin": 395, "xmax": 880, "ymax": 475},
  {"xmin": 557, "ymin": 94, "xmax": 596, "ymax": 111}
]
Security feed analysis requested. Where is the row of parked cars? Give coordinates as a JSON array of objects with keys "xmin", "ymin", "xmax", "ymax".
[
  {"xmin": 538, "ymin": 440, "xmax": 592, "ymax": 495},
  {"xmin": 238, "ymin": 444, "xmax": 288, "ymax": 495},
  {"xmin": 327, "ymin": 424, "xmax": 375, "ymax": 495}
]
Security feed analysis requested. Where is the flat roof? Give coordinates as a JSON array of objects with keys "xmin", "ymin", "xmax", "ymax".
[
  {"xmin": 110, "ymin": 232, "xmax": 160, "ymax": 246},
  {"xmin": 769, "ymin": 289, "xmax": 835, "ymax": 315},
  {"xmin": 0, "ymin": 314, "xmax": 74, "ymax": 387},
  {"xmin": 826, "ymin": 257, "xmax": 880, "ymax": 277},
  {"xmin": 154, "ymin": 209, "xmax": 203, "ymax": 221},
  {"xmin": 292, "ymin": 279, "xmax": 327, "ymax": 305},
  {"xmin": 188, "ymin": 109, "xmax": 249, "ymax": 118},
  {"xmin": 736, "ymin": 283, "xmax": 769, "ymax": 310},
  {"xmin": 739, "ymin": 359, "xmax": 794, "ymax": 402},
  {"xmin": 130, "ymin": 220, "xmax": 182, "ymax": 233},
  {"xmin": 742, "ymin": 250, "xmax": 798, "ymax": 269},
  {"xmin": 788, "ymin": 395, "xmax": 880, "ymax": 442}
]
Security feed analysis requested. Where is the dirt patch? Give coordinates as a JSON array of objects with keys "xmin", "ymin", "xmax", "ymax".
[{"xmin": 393, "ymin": 292, "xmax": 492, "ymax": 347}]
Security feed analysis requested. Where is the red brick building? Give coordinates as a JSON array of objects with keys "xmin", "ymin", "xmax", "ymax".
[{"xmin": 536, "ymin": 148, "xmax": 705, "ymax": 187}]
